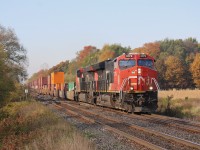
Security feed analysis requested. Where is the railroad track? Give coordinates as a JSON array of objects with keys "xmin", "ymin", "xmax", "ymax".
[
  {"xmin": 143, "ymin": 114, "xmax": 200, "ymax": 134},
  {"xmin": 51, "ymin": 101, "xmax": 200, "ymax": 150},
  {"xmin": 66, "ymin": 100, "xmax": 200, "ymax": 134},
  {"xmin": 149, "ymin": 114, "xmax": 200, "ymax": 128},
  {"xmin": 52, "ymin": 103, "xmax": 162, "ymax": 150}
]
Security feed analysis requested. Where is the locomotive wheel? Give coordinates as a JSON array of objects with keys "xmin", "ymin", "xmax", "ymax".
[
  {"xmin": 124, "ymin": 103, "xmax": 134, "ymax": 113},
  {"xmin": 89, "ymin": 97, "xmax": 96, "ymax": 105},
  {"xmin": 110, "ymin": 99, "xmax": 116, "ymax": 108},
  {"xmin": 127, "ymin": 104, "xmax": 132, "ymax": 113}
]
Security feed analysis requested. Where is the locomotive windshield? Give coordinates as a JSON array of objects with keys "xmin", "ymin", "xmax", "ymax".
[
  {"xmin": 138, "ymin": 59, "xmax": 154, "ymax": 69},
  {"xmin": 119, "ymin": 60, "xmax": 136, "ymax": 70}
]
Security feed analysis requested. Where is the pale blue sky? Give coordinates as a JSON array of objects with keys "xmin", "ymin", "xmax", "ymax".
[{"xmin": 0, "ymin": 0, "xmax": 199, "ymax": 76}]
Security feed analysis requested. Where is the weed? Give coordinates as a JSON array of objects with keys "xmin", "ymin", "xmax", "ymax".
[
  {"xmin": 0, "ymin": 100, "xmax": 95, "ymax": 150},
  {"xmin": 157, "ymin": 96, "xmax": 200, "ymax": 121},
  {"xmin": 84, "ymin": 131, "xmax": 96, "ymax": 139}
]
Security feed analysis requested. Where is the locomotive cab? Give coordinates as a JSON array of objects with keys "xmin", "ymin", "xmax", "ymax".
[{"xmin": 115, "ymin": 53, "xmax": 159, "ymax": 113}]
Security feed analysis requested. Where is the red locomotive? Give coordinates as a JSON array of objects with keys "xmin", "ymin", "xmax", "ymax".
[
  {"xmin": 29, "ymin": 53, "xmax": 159, "ymax": 113},
  {"xmin": 75, "ymin": 53, "xmax": 159, "ymax": 113}
]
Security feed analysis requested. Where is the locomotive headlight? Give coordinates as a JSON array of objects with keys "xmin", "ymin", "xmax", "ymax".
[
  {"xmin": 130, "ymin": 87, "xmax": 134, "ymax": 90},
  {"xmin": 149, "ymin": 86, "xmax": 153, "ymax": 90},
  {"xmin": 138, "ymin": 68, "xmax": 141, "ymax": 74}
]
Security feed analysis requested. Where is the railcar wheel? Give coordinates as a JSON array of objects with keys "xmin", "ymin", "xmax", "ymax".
[
  {"xmin": 124, "ymin": 103, "xmax": 135, "ymax": 113},
  {"xmin": 127, "ymin": 104, "xmax": 132, "ymax": 113}
]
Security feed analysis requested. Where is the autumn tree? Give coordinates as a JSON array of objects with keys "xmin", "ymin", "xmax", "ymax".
[
  {"xmin": 183, "ymin": 38, "xmax": 200, "ymax": 63},
  {"xmin": 64, "ymin": 46, "xmax": 98, "ymax": 82},
  {"xmin": 190, "ymin": 53, "xmax": 200, "ymax": 88},
  {"xmin": 98, "ymin": 45, "xmax": 115, "ymax": 62},
  {"xmin": 76, "ymin": 46, "xmax": 98, "ymax": 67},
  {"xmin": 98, "ymin": 44, "xmax": 130, "ymax": 62},
  {"xmin": 164, "ymin": 56, "xmax": 186, "ymax": 89},
  {"xmin": 48, "ymin": 60, "xmax": 69, "ymax": 73},
  {"xmin": 133, "ymin": 42, "xmax": 160, "ymax": 59}
]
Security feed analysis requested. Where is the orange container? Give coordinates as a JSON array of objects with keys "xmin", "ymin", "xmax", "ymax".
[{"xmin": 51, "ymin": 72, "xmax": 64, "ymax": 84}]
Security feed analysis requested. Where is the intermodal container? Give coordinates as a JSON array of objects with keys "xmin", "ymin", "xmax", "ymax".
[
  {"xmin": 68, "ymin": 82, "xmax": 75, "ymax": 91},
  {"xmin": 51, "ymin": 72, "xmax": 64, "ymax": 84},
  {"xmin": 48, "ymin": 75, "xmax": 51, "ymax": 90}
]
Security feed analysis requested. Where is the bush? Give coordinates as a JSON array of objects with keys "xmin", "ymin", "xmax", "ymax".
[{"xmin": 0, "ymin": 101, "xmax": 94, "ymax": 150}]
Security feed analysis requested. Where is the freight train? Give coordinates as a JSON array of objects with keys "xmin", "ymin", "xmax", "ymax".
[{"xmin": 28, "ymin": 53, "xmax": 159, "ymax": 113}]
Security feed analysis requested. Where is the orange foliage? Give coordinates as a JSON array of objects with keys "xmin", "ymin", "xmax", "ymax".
[
  {"xmin": 164, "ymin": 56, "xmax": 185, "ymax": 88},
  {"xmin": 133, "ymin": 42, "xmax": 160, "ymax": 59},
  {"xmin": 76, "ymin": 46, "xmax": 96, "ymax": 66},
  {"xmin": 98, "ymin": 50, "xmax": 115, "ymax": 62},
  {"xmin": 190, "ymin": 53, "xmax": 200, "ymax": 88}
]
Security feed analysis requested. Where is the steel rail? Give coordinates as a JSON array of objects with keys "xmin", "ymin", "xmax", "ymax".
[
  {"xmin": 68, "ymin": 101, "xmax": 200, "ymax": 134},
  {"xmin": 149, "ymin": 114, "xmax": 200, "ymax": 128},
  {"xmin": 52, "ymin": 103, "xmax": 164, "ymax": 150},
  {"xmin": 64, "ymin": 102, "xmax": 200, "ymax": 150}
]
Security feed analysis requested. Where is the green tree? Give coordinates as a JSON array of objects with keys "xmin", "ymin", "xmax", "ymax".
[
  {"xmin": 190, "ymin": 53, "xmax": 200, "ymax": 88},
  {"xmin": 0, "ymin": 25, "xmax": 28, "ymax": 81},
  {"xmin": 0, "ymin": 25, "xmax": 28, "ymax": 105},
  {"xmin": 0, "ymin": 46, "xmax": 15, "ymax": 103}
]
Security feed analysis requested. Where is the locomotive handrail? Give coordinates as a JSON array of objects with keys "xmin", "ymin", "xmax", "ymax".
[
  {"xmin": 152, "ymin": 78, "xmax": 160, "ymax": 90},
  {"xmin": 120, "ymin": 78, "xmax": 128, "ymax": 91}
]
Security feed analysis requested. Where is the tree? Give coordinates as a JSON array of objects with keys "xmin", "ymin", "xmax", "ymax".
[
  {"xmin": 0, "ymin": 25, "xmax": 28, "ymax": 105},
  {"xmin": 76, "ymin": 46, "xmax": 98, "ymax": 67},
  {"xmin": 98, "ymin": 45, "xmax": 115, "ymax": 62},
  {"xmin": 190, "ymin": 53, "xmax": 200, "ymax": 88},
  {"xmin": 155, "ymin": 58, "xmax": 167, "ymax": 89},
  {"xmin": 98, "ymin": 44, "xmax": 130, "ymax": 62},
  {"xmin": 0, "ymin": 46, "xmax": 15, "ymax": 103},
  {"xmin": 0, "ymin": 25, "xmax": 28, "ymax": 82},
  {"xmin": 133, "ymin": 42, "xmax": 160, "ymax": 59},
  {"xmin": 164, "ymin": 56, "xmax": 185, "ymax": 89}
]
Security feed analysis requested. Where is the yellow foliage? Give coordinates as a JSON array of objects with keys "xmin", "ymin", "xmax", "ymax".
[
  {"xmin": 164, "ymin": 56, "xmax": 185, "ymax": 88},
  {"xmin": 190, "ymin": 53, "xmax": 200, "ymax": 88}
]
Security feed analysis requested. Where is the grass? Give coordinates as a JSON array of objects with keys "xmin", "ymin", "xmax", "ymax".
[
  {"xmin": 158, "ymin": 89, "xmax": 200, "ymax": 99},
  {"xmin": 0, "ymin": 100, "xmax": 95, "ymax": 150},
  {"xmin": 157, "ymin": 90, "xmax": 200, "ymax": 121}
]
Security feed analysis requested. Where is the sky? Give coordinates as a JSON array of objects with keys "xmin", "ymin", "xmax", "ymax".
[{"xmin": 0, "ymin": 0, "xmax": 200, "ymax": 76}]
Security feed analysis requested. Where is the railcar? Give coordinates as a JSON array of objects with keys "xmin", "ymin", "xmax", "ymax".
[{"xmin": 75, "ymin": 53, "xmax": 159, "ymax": 113}]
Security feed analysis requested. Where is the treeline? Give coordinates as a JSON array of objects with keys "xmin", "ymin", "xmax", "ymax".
[
  {"xmin": 0, "ymin": 25, "xmax": 28, "ymax": 105},
  {"xmin": 133, "ymin": 38, "xmax": 200, "ymax": 89},
  {"xmin": 30, "ymin": 38, "xmax": 200, "ymax": 89}
]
